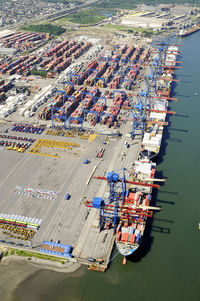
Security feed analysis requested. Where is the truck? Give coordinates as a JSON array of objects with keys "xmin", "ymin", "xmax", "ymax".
[
  {"xmin": 65, "ymin": 194, "xmax": 71, "ymax": 200},
  {"xmin": 96, "ymin": 148, "xmax": 105, "ymax": 158}
]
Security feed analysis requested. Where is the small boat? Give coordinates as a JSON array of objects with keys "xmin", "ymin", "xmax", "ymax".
[{"xmin": 199, "ymin": 223, "xmax": 200, "ymax": 230}]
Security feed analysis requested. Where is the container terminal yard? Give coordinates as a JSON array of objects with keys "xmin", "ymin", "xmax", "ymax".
[{"xmin": 0, "ymin": 29, "xmax": 180, "ymax": 271}]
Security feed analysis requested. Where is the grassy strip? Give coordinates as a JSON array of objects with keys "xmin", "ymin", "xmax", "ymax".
[
  {"xmin": 30, "ymin": 70, "xmax": 48, "ymax": 78},
  {"xmin": 6, "ymin": 248, "xmax": 68, "ymax": 264}
]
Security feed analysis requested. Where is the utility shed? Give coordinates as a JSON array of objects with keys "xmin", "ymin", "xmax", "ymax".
[{"xmin": 40, "ymin": 241, "xmax": 72, "ymax": 257}]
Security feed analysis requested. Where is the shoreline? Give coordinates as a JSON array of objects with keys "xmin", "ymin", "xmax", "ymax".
[
  {"xmin": 0, "ymin": 254, "xmax": 82, "ymax": 301},
  {"xmin": 1, "ymin": 253, "xmax": 81, "ymax": 273}
]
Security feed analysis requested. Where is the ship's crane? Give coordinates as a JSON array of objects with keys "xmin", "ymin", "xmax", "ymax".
[
  {"xmin": 147, "ymin": 109, "xmax": 176, "ymax": 115},
  {"xmin": 131, "ymin": 94, "xmax": 177, "ymax": 101},
  {"xmin": 158, "ymin": 77, "xmax": 180, "ymax": 82}
]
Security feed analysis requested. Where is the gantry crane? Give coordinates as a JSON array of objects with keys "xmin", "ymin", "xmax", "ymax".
[{"xmin": 84, "ymin": 169, "xmax": 160, "ymax": 232}]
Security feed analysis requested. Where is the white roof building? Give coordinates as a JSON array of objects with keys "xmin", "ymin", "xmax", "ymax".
[{"xmin": 0, "ymin": 47, "xmax": 17, "ymax": 56}]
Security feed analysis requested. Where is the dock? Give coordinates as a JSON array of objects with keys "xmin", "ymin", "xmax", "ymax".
[{"xmin": 0, "ymin": 34, "xmax": 179, "ymax": 270}]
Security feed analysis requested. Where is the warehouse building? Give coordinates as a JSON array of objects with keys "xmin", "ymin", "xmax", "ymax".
[
  {"xmin": 121, "ymin": 16, "xmax": 168, "ymax": 30},
  {"xmin": 0, "ymin": 47, "xmax": 17, "ymax": 56}
]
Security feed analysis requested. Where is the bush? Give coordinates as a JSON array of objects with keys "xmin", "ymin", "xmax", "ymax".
[
  {"xmin": 142, "ymin": 30, "xmax": 153, "ymax": 37},
  {"xmin": 22, "ymin": 24, "xmax": 66, "ymax": 36},
  {"xmin": 10, "ymin": 249, "xmax": 15, "ymax": 255},
  {"xmin": 31, "ymin": 70, "xmax": 48, "ymax": 78}
]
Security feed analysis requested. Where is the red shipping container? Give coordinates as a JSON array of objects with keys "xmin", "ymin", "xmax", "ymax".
[
  {"xmin": 121, "ymin": 232, "xmax": 129, "ymax": 242},
  {"xmin": 130, "ymin": 234, "xmax": 135, "ymax": 244},
  {"xmin": 117, "ymin": 232, "xmax": 121, "ymax": 242}
]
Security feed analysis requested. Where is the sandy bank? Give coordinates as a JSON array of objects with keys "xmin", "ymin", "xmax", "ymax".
[{"xmin": 0, "ymin": 254, "xmax": 81, "ymax": 301}]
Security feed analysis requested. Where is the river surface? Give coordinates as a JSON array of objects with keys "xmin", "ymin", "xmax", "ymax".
[{"xmin": 1, "ymin": 32, "xmax": 200, "ymax": 301}]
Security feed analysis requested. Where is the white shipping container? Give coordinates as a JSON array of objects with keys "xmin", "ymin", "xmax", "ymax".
[
  {"xmin": 135, "ymin": 229, "xmax": 140, "ymax": 236},
  {"xmin": 144, "ymin": 133, "xmax": 150, "ymax": 139},
  {"xmin": 24, "ymin": 111, "xmax": 30, "ymax": 117},
  {"xmin": 18, "ymin": 108, "xmax": 25, "ymax": 116},
  {"xmin": 149, "ymin": 112, "xmax": 166, "ymax": 120}
]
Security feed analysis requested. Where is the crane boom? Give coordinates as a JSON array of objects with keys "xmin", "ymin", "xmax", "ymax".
[
  {"xmin": 147, "ymin": 120, "xmax": 168, "ymax": 125},
  {"xmin": 94, "ymin": 176, "xmax": 160, "ymax": 189},
  {"xmin": 158, "ymin": 77, "xmax": 180, "ymax": 82},
  {"xmin": 147, "ymin": 109, "xmax": 176, "ymax": 115}
]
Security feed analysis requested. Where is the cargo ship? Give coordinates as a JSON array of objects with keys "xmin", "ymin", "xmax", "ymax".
[
  {"xmin": 116, "ymin": 45, "xmax": 179, "ymax": 262},
  {"xmin": 178, "ymin": 24, "xmax": 200, "ymax": 37},
  {"xmin": 116, "ymin": 161, "xmax": 160, "ymax": 259}
]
